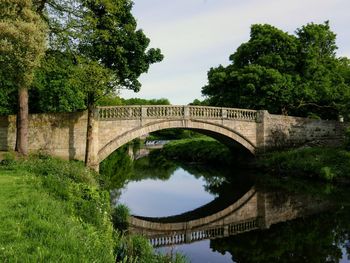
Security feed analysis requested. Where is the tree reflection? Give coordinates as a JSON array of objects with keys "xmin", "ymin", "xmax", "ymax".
[{"xmin": 210, "ymin": 207, "xmax": 350, "ymax": 263}]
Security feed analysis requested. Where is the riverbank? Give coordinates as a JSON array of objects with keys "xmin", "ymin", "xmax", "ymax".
[
  {"xmin": 257, "ymin": 147, "xmax": 350, "ymax": 183},
  {"xmin": 0, "ymin": 155, "xmax": 115, "ymax": 262},
  {"xmin": 0, "ymin": 154, "xmax": 186, "ymax": 262},
  {"xmin": 159, "ymin": 138, "xmax": 234, "ymax": 165},
  {"xmin": 155, "ymin": 138, "xmax": 350, "ymax": 184}
]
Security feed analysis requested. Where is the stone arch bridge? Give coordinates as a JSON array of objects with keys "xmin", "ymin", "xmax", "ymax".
[
  {"xmin": 129, "ymin": 187, "xmax": 330, "ymax": 247},
  {"xmin": 0, "ymin": 105, "xmax": 346, "ymax": 170}
]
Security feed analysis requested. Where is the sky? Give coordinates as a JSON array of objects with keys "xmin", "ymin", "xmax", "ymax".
[{"xmin": 120, "ymin": 0, "xmax": 350, "ymax": 105}]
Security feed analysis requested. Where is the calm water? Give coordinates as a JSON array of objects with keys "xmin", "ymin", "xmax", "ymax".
[
  {"xmin": 119, "ymin": 168, "xmax": 216, "ymax": 217},
  {"xmin": 113, "ymin": 156, "xmax": 350, "ymax": 263}
]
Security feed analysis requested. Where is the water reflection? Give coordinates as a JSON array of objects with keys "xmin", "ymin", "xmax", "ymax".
[
  {"xmin": 107, "ymin": 152, "xmax": 350, "ymax": 263},
  {"xmin": 130, "ymin": 187, "xmax": 331, "ymax": 248},
  {"xmin": 118, "ymin": 168, "xmax": 217, "ymax": 217}
]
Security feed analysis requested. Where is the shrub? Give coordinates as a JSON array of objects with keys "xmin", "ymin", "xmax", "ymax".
[{"xmin": 112, "ymin": 204, "xmax": 130, "ymax": 232}]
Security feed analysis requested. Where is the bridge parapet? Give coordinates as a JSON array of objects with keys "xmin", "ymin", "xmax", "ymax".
[
  {"xmin": 134, "ymin": 217, "xmax": 262, "ymax": 247},
  {"xmin": 97, "ymin": 105, "xmax": 258, "ymax": 122}
]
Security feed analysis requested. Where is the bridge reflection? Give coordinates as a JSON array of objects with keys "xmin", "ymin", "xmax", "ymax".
[{"xmin": 129, "ymin": 187, "xmax": 331, "ymax": 247}]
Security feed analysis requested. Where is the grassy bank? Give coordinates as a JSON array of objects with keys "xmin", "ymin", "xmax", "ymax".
[
  {"xmin": 0, "ymin": 156, "xmax": 115, "ymax": 262},
  {"xmin": 157, "ymin": 138, "xmax": 350, "ymax": 184},
  {"xmin": 257, "ymin": 147, "xmax": 350, "ymax": 183},
  {"xmin": 0, "ymin": 155, "xmax": 186, "ymax": 263},
  {"xmin": 159, "ymin": 138, "xmax": 234, "ymax": 165}
]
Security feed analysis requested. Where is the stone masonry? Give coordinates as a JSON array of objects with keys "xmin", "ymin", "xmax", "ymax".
[{"xmin": 0, "ymin": 105, "xmax": 346, "ymax": 170}]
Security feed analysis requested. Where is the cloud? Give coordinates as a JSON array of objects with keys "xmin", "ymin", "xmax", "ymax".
[{"xmin": 121, "ymin": 0, "xmax": 350, "ymax": 104}]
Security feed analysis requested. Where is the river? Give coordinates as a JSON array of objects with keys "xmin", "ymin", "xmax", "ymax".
[{"xmin": 110, "ymin": 152, "xmax": 350, "ymax": 263}]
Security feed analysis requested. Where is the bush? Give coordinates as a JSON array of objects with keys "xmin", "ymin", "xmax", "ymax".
[
  {"xmin": 112, "ymin": 204, "xmax": 130, "ymax": 232},
  {"xmin": 114, "ymin": 233, "xmax": 188, "ymax": 263},
  {"xmin": 0, "ymin": 151, "xmax": 16, "ymax": 165},
  {"xmin": 258, "ymin": 147, "xmax": 350, "ymax": 182}
]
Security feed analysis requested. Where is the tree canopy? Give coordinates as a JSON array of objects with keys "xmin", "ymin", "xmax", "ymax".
[
  {"xmin": 202, "ymin": 22, "xmax": 350, "ymax": 119},
  {"xmin": 0, "ymin": 0, "xmax": 164, "ymax": 115},
  {"xmin": 0, "ymin": 0, "xmax": 47, "ymax": 154}
]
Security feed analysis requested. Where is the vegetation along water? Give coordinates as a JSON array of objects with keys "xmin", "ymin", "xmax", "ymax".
[
  {"xmin": 1, "ymin": 0, "xmax": 350, "ymax": 261},
  {"xmin": 98, "ymin": 139, "xmax": 350, "ymax": 263}
]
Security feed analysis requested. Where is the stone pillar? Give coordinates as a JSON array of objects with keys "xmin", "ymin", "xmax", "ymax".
[
  {"xmin": 185, "ymin": 230, "xmax": 192, "ymax": 243},
  {"xmin": 87, "ymin": 108, "xmax": 100, "ymax": 172},
  {"xmin": 184, "ymin": 106, "xmax": 190, "ymax": 119},
  {"xmin": 223, "ymin": 225, "xmax": 229, "ymax": 237},
  {"xmin": 256, "ymin": 110, "xmax": 269, "ymax": 152},
  {"xmin": 141, "ymin": 106, "xmax": 147, "ymax": 119},
  {"xmin": 222, "ymin": 109, "xmax": 227, "ymax": 119}
]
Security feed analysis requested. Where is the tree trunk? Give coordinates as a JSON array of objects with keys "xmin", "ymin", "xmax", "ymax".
[
  {"xmin": 16, "ymin": 87, "xmax": 29, "ymax": 156},
  {"xmin": 85, "ymin": 104, "xmax": 94, "ymax": 166}
]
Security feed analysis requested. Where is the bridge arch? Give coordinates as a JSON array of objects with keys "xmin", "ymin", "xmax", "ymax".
[{"xmin": 98, "ymin": 119, "xmax": 256, "ymax": 163}]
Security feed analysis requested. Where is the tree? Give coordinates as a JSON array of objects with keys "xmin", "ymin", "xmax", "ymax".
[
  {"xmin": 202, "ymin": 22, "xmax": 350, "ymax": 119},
  {"xmin": 79, "ymin": 0, "xmax": 163, "ymax": 92},
  {"xmin": 4, "ymin": 0, "xmax": 163, "ymax": 166},
  {"xmin": 76, "ymin": 0, "xmax": 163, "ymax": 166},
  {"xmin": 0, "ymin": 0, "xmax": 47, "ymax": 155},
  {"xmin": 69, "ymin": 58, "xmax": 115, "ymax": 166}
]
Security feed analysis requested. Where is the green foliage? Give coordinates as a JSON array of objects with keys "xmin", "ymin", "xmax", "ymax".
[
  {"xmin": 0, "ymin": 155, "xmax": 186, "ymax": 262},
  {"xmin": 100, "ymin": 145, "xmax": 134, "ymax": 190},
  {"xmin": 115, "ymin": 233, "xmax": 187, "ymax": 263},
  {"xmin": 79, "ymin": 0, "xmax": 163, "ymax": 92},
  {"xmin": 97, "ymin": 96, "xmax": 170, "ymax": 107},
  {"xmin": 202, "ymin": 22, "xmax": 350, "ymax": 119},
  {"xmin": 189, "ymin": 98, "xmax": 209, "ymax": 106},
  {"xmin": 112, "ymin": 204, "xmax": 130, "ymax": 232},
  {"xmin": 122, "ymin": 97, "xmax": 171, "ymax": 105},
  {"xmin": 0, "ymin": 0, "xmax": 164, "ymax": 114},
  {"xmin": 258, "ymin": 147, "xmax": 350, "ymax": 182},
  {"xmin": 211, "ymin": 210, "xmax": 348, "ymax": 263},
  {"xmin": 97, "ymin": 94, "xmax": 124, "ymax": 106},
  {"xmin": 0, "ymin": 159, "xmax": 115, "ymax": 262},
  {"xmin": 70, "ymin": 57, "xmax": 116, "ymax": 106},
  {"xmin": 0, "ymin": 151, "xmax": 16, "ymax": 166},
  {"xmin": 0, "ymin": 86, "xmax": 16, "ymax": 115},
  {"xmin": 30, "ymin": 50, "xmax": 87, "ymax": 113},
  {"xmin": 160, "ymin": 138, "xmax": 234, "ymax": 165},
  {"xmin": 132, "ymin": 152, "xmax": 177, "ymax": 181},
  {"xmin": 6, "ymin": 154, "xmax": 99, "ymax": 186},
  {"xmin": 0, "ymin": 0, "xmax": 47, "ymax": 89}
]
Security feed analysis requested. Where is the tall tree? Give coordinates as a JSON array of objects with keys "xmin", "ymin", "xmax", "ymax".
[
  {"xmin": 202, "ymin": 22, "xmax": 350, "ymax": 119},
  {"xmin": 79, "ymin": 0, "xmax": 163, "ymax": 92},
  {"xmin": 76, "ymin": 0, "xmax": 163, "ymax": 166},
  {"xmin": 69, "ymin": 58, "xmax": 115, "ymax": 166},
  {"xmin": 0, "ymin": 0, "xmax": 47, "ymax": 155}
]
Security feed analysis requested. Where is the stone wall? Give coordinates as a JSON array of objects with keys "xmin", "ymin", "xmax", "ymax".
[
  {"xmin": 0, "ymin": 112, "xmax": 88, "ymax": 160},
  {"xmin": 262, "ymin": 111, "xmax": 346, "ymax": 150}
]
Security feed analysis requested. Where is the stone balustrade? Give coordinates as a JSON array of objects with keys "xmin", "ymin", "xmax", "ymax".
[
  {"xmin": 97, "ymin": 105, "xmax": 258, "ymax": 122},
  {"xmin": 147, "ymin": 217, "xmax": 261, "ymax": 247}
]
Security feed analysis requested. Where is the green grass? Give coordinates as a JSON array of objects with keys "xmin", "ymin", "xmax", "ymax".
[
  {"xmin": 0, "ymin": 155, "xmax": 188, "ymax": 263},
  {"xmin": 258, "ymin": 147, "xmax": 350, "ymax": 182},
  {"xmin": 0, "ymin": 169, "xmax": 115, "ymax": 262}
]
